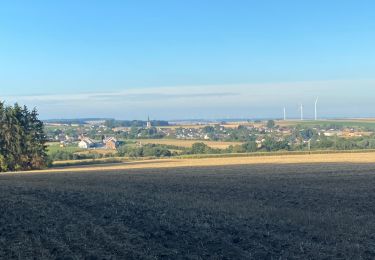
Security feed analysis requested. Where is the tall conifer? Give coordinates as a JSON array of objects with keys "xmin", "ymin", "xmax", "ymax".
[{"xmin": 0, "ymin": 103, "xmax": 47, "ymax": 172}]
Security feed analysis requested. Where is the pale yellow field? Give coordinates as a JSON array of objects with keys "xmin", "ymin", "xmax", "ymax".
[
  {"xmin": 13, "ymin": 152, "xmax": 375, "ymax": 174},
  {"xmin": 137, "ymin": 139, "xmax": 243, "ymax": 149}
]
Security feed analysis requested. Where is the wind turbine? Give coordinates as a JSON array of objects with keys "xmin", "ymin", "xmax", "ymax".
[{"xmin": 314, "ymin": 97, "xmax": 319, "ymax": 121}]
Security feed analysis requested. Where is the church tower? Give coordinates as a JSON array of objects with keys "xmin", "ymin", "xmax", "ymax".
[{"xmin": 146, "ymin": 116, "xmax": 152, "ymax": 128}]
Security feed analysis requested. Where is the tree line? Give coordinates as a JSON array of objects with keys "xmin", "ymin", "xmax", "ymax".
[
  {"xmin": 105, "ymin": 119, "xmax": 169, "ymax": 128},
  {"xmin": 0, "ymin": 103, "xmax": 48, "ymax": 172}
]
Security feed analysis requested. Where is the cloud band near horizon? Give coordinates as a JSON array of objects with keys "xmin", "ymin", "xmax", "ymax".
[{"xmin": 3, "ymin": 79, "xmax": 375, "ymax": 120}]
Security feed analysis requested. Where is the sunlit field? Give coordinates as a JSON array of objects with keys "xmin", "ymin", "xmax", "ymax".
[{"xmin": 46, "ymin": 152, "xmax": 375, "ymax": 173}]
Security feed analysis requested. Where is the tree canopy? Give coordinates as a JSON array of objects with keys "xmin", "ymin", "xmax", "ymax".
[
  {"xmin": 0, "ymin": 103, "xmax": 48, "ymax": 172},
  {"xmin": 266, "ymin": 120, "xmax": 276, "ymax": 129}
]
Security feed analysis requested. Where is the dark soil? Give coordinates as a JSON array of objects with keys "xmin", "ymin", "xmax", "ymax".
[{"xmin": 1, "ymin": 163, "xmax": 375, "ymax": 259}]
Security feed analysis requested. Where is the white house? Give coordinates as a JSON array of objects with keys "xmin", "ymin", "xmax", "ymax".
[{"xmin": 78, "ymin": 138, "xmax": 95, "ymax": 149}]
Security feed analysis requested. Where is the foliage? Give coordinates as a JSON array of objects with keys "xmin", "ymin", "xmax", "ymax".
[
  {"xmin": 187, "ymin": 142, "xmax": 223, "ymax": 155},
  {"xmin": 190, "ymin": 142, "xmax": 211, "ymax": 154},
  {"xmin": 202, "ymin": 126, "xmax": 215, "ymax": 134},
  {"xmin": 48, "ymin": 150, "xmax": 112, "ymax": 161},
  {"xmin": 262, "ymin": 136, "xmax": 290, "ymax": 152},
  {"xmin": 300, "ymin": 128, "xmax": 317, "ymax": 140},
  {"xmin": 266, "ymin": 120, "xmax": 276, "ymax": 129},
  {"xmin": 242, "ymin": 141, "xmax": 258, "ymax": 152},
  {"xmin": 117, "ymin": 144, "xmax": 172, "ymax": 158},
  {"xmin": 0, "ymin": 103, "xmax": 48, "ymax": 172}
]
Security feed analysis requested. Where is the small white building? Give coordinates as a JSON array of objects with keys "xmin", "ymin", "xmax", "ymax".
[{"xmin": 78, "ymin": 138, "xmax": 95, "ymax": 149}]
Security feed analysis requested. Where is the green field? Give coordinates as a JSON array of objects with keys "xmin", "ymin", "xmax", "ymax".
[
  {"xmin": 46, "ymin": 143, "xmax": 83, "ymax": 155},
  {"xmin": 279, "ymin": 119, "xmax": 375, "ymax": 129}
]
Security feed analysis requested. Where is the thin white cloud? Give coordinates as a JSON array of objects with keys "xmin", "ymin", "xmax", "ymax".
[{"xmin": 3, "ymin": 79, "xmax": 375, "ymax": 119}]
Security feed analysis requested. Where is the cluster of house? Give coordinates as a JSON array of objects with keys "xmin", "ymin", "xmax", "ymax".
[
  {"xmin": 53, "ymin": 133, "xmax": 79, "ymax": 143},
  {"xmin": 175, "ymin": 128, "xmax": 211, "ymax": 140},
  {"xmin": 78, "ymin": 137, "xmax": 119, "ymax": 150},
  {"xmin": 321, "ymin": 128, "xmax": 371, "ymax": 138}
]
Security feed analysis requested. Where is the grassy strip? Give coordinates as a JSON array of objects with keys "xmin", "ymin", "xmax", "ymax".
[{"xmin": 47, "ymin": 144, "xmax": 83, "ymax": 155}]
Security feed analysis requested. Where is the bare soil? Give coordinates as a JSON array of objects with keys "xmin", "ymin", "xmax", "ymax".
[{"xmin": 2, "ymin": 163, "xmax": 375, "ymax": 259}]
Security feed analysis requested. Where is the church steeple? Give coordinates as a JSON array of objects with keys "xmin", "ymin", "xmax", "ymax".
[{"xmin": 146, "ymin": 116, "xmax": 152, "ymax": 128}]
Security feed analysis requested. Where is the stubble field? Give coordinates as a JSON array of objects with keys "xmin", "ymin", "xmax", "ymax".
[{"xmin": 2, "ymin": 155, "xmax": 375, "ymax": 259}]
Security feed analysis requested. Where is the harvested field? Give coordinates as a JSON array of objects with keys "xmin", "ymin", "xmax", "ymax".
[
  {"xmin": 136, "ymin": 139, "xmax": 242, "ymax": 149},
  {"xmin": 48, "ymin": 152, "xmax": 375, "ymax": 173},
  {"xmin": 2, "ymin": 155, "xmax": 375, "ymax": 259}
]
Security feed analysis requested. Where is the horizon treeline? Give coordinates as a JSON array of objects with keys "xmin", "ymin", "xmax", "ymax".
[
  {"xmin": 105, "ymin": 119, "xmax": 169, "ymax": 128},
  {"xmin": 0, "ymin": 103, "xmax": 48, "ymax": 172}
]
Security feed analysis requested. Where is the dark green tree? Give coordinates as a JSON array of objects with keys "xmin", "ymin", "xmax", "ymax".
[
  {"xmin": 191, "ymin": 142, "xmax": 211, "ymax": 154},
  {"xmin": 266, "ymin": 120, "xmax": 276, "ymax": 129},
  {"xmin": 242, "ymin": 141, "xmax": 258, "ymax": 152},
  {"xmin": 0, "ymin": 103, "xmax": 48, "ymax": 172}
]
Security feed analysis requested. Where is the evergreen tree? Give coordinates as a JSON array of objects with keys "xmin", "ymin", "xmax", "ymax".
[{"xmin": 0, "ymin": 103, "xmax": 47, "ymax": 172}]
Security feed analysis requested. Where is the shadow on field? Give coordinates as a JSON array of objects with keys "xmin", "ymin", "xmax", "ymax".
[
  {"xmin": 2, "ymin": 162, "xmax": 375, "ymax": 259},
  {"xmin": 118, "ymin": 161, "xmax": 375, "ymax": 176}
]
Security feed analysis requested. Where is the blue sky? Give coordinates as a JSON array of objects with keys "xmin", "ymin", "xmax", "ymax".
[{"xmin": 0, "ymin": 0, "xmax": 374, "ymax": 119}]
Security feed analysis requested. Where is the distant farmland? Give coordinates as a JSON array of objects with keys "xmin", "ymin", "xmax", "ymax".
[
  {"xmin": 277, "ymin": 119, "xmax": 375, "ymax": 129},
  {"xmin": 136, "ymin": 139, "xmax": 243, "ymax": 149}
]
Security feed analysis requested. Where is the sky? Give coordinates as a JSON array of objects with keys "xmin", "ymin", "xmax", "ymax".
[{"xmin": 0, "ymin": 0, "xmax": 374, "ymax": 120}]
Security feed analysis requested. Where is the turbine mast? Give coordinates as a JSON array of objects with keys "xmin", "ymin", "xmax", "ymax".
[
  {"xmin": 283, "ymin": 107, "xmax": 286, "ymax": 121},
  {"xmin": 315, "ymin": 97, "xmax": 319, "ymax": 121},
  {"xmin": 300, "ymin": 104, "xmax": 304, "ymax": 121}
]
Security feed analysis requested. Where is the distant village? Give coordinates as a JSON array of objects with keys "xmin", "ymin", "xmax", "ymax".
[{"xmin": 45, "ymin": 117, "xmax": 375, "ymax": 151}]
